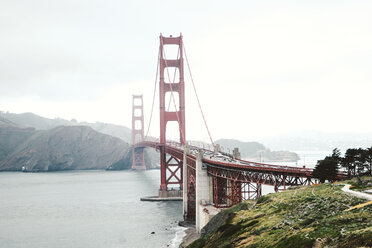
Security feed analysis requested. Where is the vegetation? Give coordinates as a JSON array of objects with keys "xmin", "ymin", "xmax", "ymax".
[
  {"xmin": 342, "ymin": 147, "xmax": 372, "ymax": 176},
  {"xmin": 187, "ymin": 179, "xmax": 372, "ymax": 248},
  {"xmin": 312, "ymin": 148, "xmax": 341, "ymax": 183},
  {"xmin": 312, "ymin": 147, "xmax": 372, "ymax": 182},
  {"xmin": 344, "ymin": 176, "xmax": 372, "ymax": 192}
]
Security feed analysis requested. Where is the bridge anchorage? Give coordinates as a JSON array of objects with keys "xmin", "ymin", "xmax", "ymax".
[{"xmin": 132, "ymin": 33, "xmax": 331, "ymax": 233}]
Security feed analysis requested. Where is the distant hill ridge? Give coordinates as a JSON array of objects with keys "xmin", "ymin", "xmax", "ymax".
[
  {"xmin": 0, "ymin": 111, "xmax": 157, "ymax": 172},
  {"xmin": 0, "ymin": 111, "xmax": 131, "ymax": 142},
  {"xmin": 215, "ymin": 138, "xmax": 300, "ymax": 162},
  {"xmin": 215, "ymin": 139, "xmax": 265, "ymax": 156}
]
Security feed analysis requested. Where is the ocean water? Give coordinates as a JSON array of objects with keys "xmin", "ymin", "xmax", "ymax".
[
  {"xmin": 0, "ymin": 151, "xmax": 330, "ymax": 248},
  {"xmin": 0, "ymin": 170, "xmax": 183, "ymax": 248}
]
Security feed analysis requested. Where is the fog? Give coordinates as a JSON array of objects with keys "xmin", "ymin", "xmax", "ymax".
[{"xmin": 1, "ymin": 0, "xmax": 372, "ymax": 142}]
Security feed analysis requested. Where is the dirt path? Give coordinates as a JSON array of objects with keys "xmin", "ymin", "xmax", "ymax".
[{"xmin": 341, "ymin": 184, "xmax": 372, "ymax": 201}]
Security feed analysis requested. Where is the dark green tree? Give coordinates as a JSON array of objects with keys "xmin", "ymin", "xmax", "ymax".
[
  {"xmin": 355, "ymin": 148, "xmax": 366, "ymax": 175},
  {"xmin": 342, "ymin": 148, "xmax": 359, "ymax": 176},
  {"xmin": 361, "ymin": 147, "xmax": 372, "ymax": 175},
  {"xmin": 331, "ymin": 148, "xmax": 341, "ymax": 162},
  {"xmin": 312, "ymin": 148, "xmax": 340, "ymax": 183}
]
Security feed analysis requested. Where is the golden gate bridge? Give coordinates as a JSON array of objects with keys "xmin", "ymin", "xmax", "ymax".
[{"xmin": 130, "ymin": 34, "xmax": 345, "ymax": 232}]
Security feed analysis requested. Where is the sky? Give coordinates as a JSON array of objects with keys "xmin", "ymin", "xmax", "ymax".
[{"xmin": 1, "ymin": 0, "xmax": 371, "ymax": 142}]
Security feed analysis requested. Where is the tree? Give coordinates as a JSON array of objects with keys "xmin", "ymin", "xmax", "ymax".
[
  {"xmin": 355, "ymin": 148, "xmax": 366, "ymax": 175},
  {"xmin": 342, "ymin": 148, "xmax": 359, "ymax": 176},
  {"xmin": 312, "ymin": 149, "xmax": 340, "ymax": 183},
  {"xmin": 331, "ymin": 148, "xmax": 341, "ymax": 162},
  {"xmin": 361, "ymin": 147, "xmax": 372, "ymax": 175}
]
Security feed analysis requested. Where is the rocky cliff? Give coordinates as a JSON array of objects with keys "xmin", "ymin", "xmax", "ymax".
[{"xmin": 0, "ymin": 126, "xmax": 129, "ymax": 172}]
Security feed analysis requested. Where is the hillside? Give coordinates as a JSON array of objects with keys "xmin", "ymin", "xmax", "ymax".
[
  {"xmin": 187, "ymin": 179, "xmax": 372, "ymax": 248},
  {"xmin": 0, "ymin": 111, "xmax": 158, "ymax": 167},
  {"xmin": 0, "ymin": 126, "xmax": 35, "ymax": 161},
  {"xmin": 216, "ymin": 139, "xmax": 265, "ymax": 156},
  {"xmin": 0, "ymin": 126, "xmax": 129, "ymax": 172},
  {"xmin": 216, "ymin": 139, "xmax": 299, "ymax": 162},
  {"xmin": 80, "ymin": 121, "xmax": 131, "ymax": 142},
  {"xmin": 0, "ymin": 111, "xmax": 159, "ymax": 170},
  {"xmin": 0, "ymin": 111, "xmax": 132, "ymax": 143},
  {"xmin": 0, "ymin": 116, "xmax": 17, "ymax": 127}
]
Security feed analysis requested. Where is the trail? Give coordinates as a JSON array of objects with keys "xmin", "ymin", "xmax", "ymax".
[{"xmin": 341, "ymin": 184, "xmax": 372, "ymax": 201}]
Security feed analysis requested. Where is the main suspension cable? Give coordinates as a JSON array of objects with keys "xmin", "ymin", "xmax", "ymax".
[
  {"xmin": 144, "ymin": 49, "xmax": 160, "ymax": 139},
  {"xmin": 183, "ymin": 41, "xmax": 215, "ymax": 148}
]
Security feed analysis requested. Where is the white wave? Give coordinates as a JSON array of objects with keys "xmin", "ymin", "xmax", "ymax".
[{"xmin": 168, "ymin": 226, "xmax": 187, "ymax": 248}]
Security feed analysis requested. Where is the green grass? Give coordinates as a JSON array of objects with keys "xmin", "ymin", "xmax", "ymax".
[{"xmin": 187, "ymin": 181, "xmax": 372, "ymax": 248}]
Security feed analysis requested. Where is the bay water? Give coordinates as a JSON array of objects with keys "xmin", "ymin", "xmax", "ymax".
[
  {"xmin": 0, "ymin": 170, "xmax": 184, "ymax": 248},
  {"xmin": 0, "ymin": 151, "xmax": 329, "ymax": 247}
]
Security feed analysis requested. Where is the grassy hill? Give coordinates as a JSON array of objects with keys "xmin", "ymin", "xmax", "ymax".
[{"xmin": 187, "ymin": 178, "xmax": 372, "ymax": 248}]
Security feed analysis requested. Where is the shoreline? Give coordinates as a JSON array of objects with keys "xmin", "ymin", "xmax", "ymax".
[
  {"xmin": 178, "ymin": 227, "xmax": 200, "ymax": 248},
  {"xmin": 168, "ymin": 225, "xmax": 188, "ymax": 248}
]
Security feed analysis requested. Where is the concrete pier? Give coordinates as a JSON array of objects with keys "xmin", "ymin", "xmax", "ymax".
[
  {"xmin": 195, "ymin": 150, "xmax": 218, "ymax": 233},
  {"xmin": 140, "ymin": 196, "xmax": 182, "ymax": 201}
]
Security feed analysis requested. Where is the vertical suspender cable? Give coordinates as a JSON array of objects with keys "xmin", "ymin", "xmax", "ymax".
[{"xmin": 183, "ymin": 41, "xmax": 215, "ymax": 149}]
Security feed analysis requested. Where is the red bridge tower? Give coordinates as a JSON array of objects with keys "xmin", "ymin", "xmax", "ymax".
[
  {"xmin": 132, "ymin": 94, "xmax": 146, "ymax": 170},
  {"xmin": 159, "ymin": 34, "xmax": 186, "ymax": 197}
]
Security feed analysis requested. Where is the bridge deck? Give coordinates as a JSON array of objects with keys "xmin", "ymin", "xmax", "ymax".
[{"xmin": 135, "ymin": 140, "xmax": 347, "ymax": 182}]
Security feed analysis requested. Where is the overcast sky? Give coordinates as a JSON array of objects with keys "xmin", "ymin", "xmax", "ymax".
[{"xmin": 1, "ymin": 0, "xmax": 371, "ymax": 142}]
